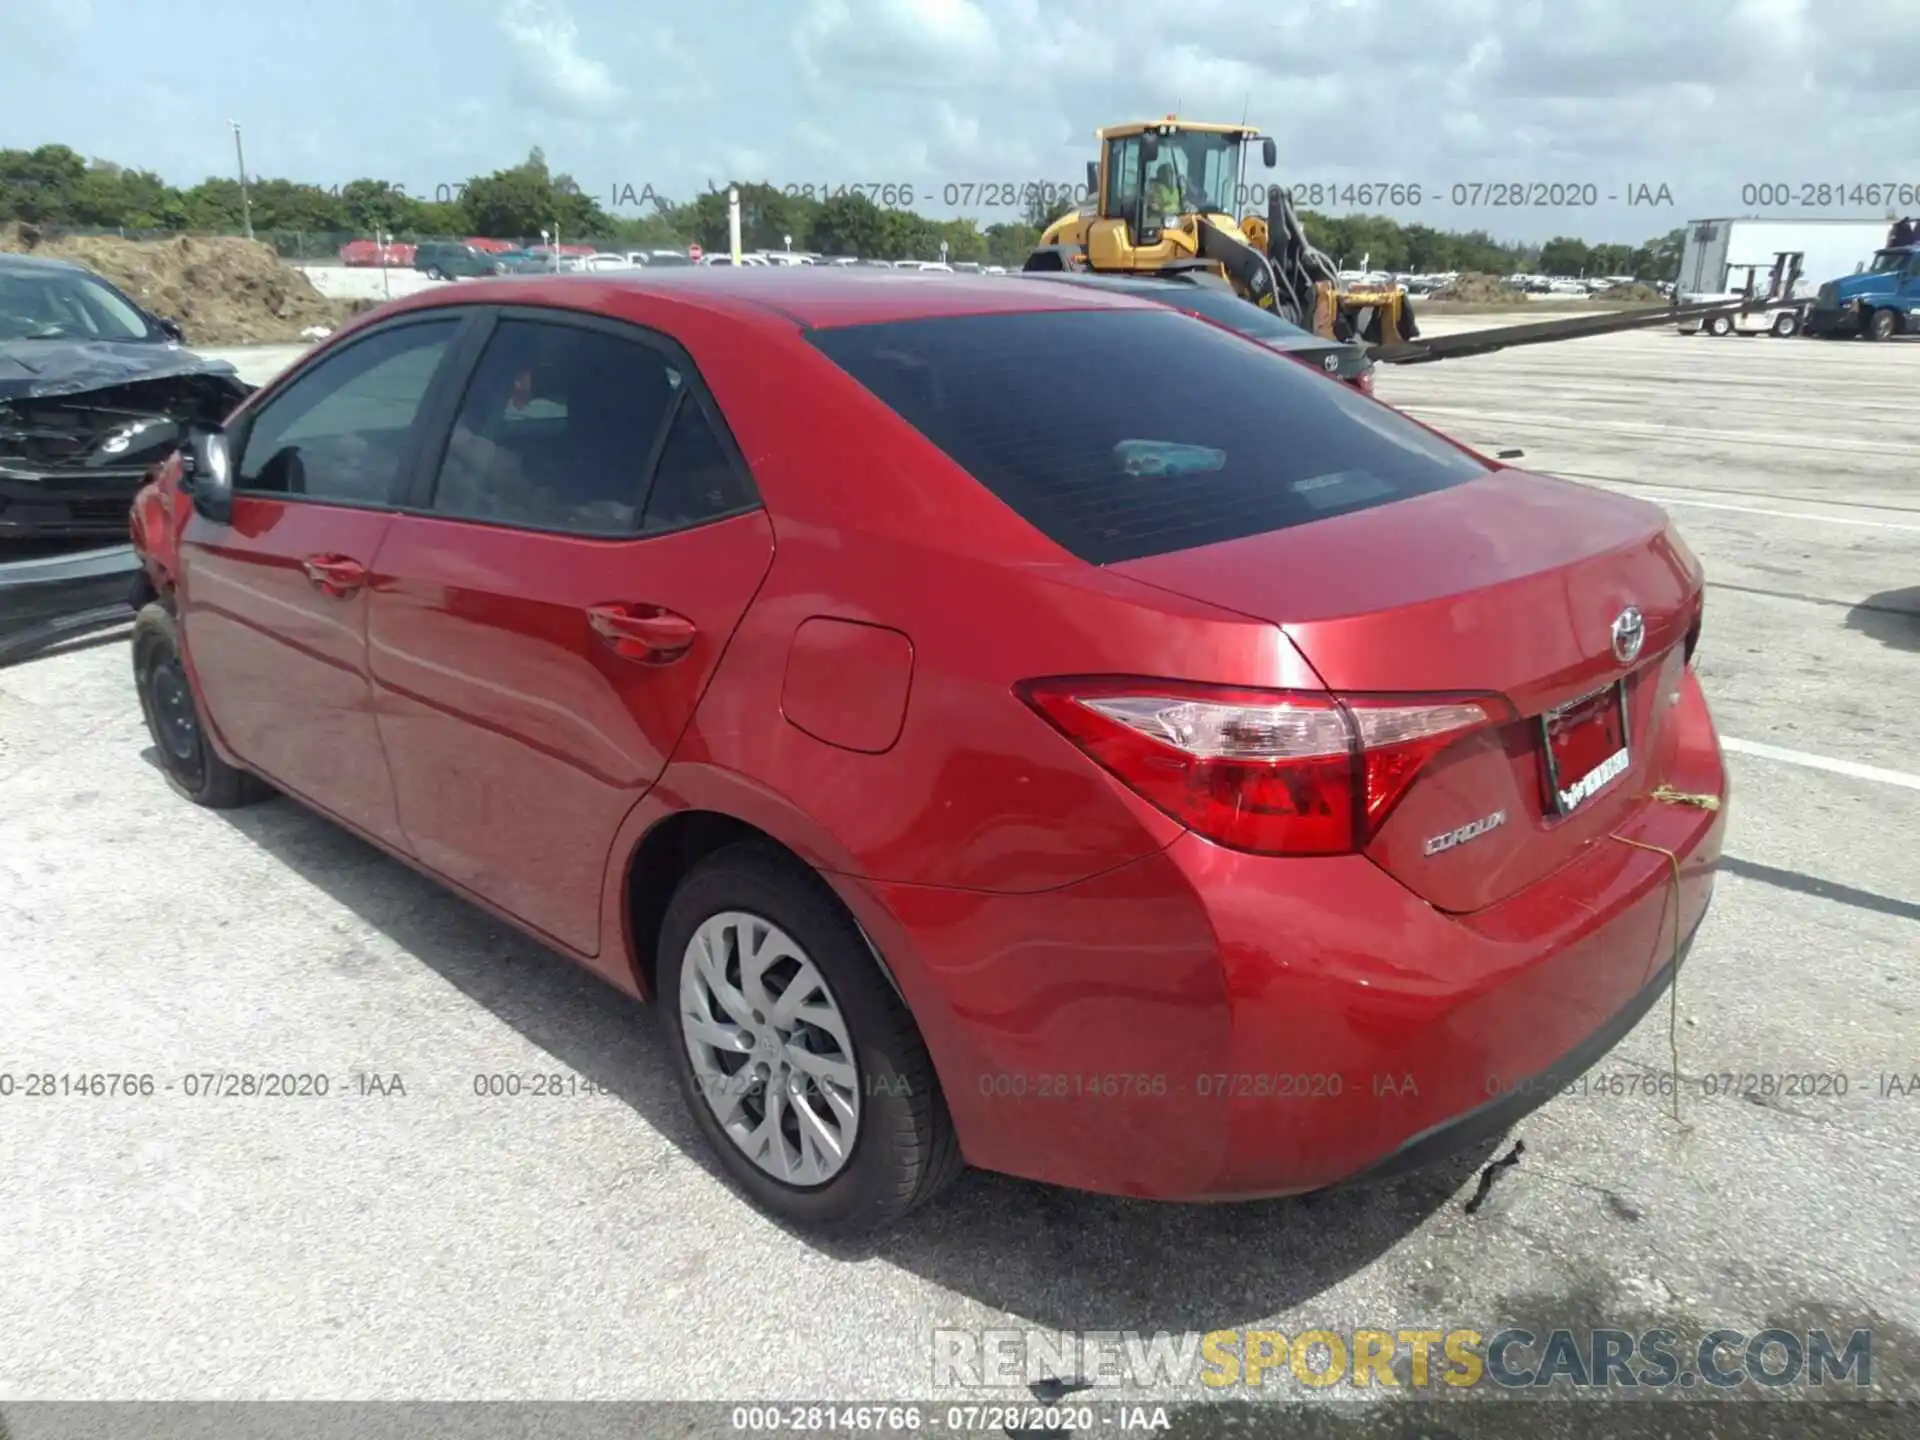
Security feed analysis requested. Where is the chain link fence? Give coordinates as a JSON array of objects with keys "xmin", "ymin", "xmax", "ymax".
[{"xmin": 7, "ymin": 225, "xmax": 651, "ymax": 262}]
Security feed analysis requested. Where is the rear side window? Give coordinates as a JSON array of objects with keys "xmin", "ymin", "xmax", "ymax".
[
  {"xmin": 428, "ymin": 318, "xmax": 682, "ymax": 535},
  {"xmin": 641, "ymin": 396, "xmax": 757, "ymax": 532},
  {"xmin": 806, "ymin": 309, "xmax": 1487, "ymax": 564}
]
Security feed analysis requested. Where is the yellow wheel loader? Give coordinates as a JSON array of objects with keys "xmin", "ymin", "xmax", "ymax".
[
  {"xmin": 1023, "ymin": 117, "xmax": 1779, "ymax": 363},
  {"xmin": 1023, "ymin": 117, "xmax": 1418, "ymax": 346}
]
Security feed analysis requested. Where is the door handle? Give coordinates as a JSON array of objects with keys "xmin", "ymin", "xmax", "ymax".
[
  {"xmin": 587, "ymin": 603, "xmax": 698, "ymax": 663},
  {"xmin": 301, "ymin": 554, "xmax": 367, "ymax": 598}
]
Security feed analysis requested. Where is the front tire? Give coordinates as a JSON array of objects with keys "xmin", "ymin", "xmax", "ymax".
[
  {"xmin": 1706, "ymin": 314, "xmax": 1733, "ymax": 336},
  {"xmin": 656, "ymin": 843, "xmax": 961, "ymax": 1234},
  {"xmin": 131, "ymin": 602, "xmax": 268, "ymax": 809},
  {"xmin": 1771, "ymin": 310, "xmax": 1800, "ymax": 337},
  {"xmin": 1865, "ymin": 307, "xmax": 1898, "ymax": 341}
]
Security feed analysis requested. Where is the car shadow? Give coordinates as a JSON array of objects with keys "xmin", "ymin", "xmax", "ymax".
[
  {"xmin": 1846, "ymin": 586, "xmax": 1920, "ymax": 652},
  {"xmin": 192, "ymin": 770, "xmax": 1497, "ymax": 1332}
]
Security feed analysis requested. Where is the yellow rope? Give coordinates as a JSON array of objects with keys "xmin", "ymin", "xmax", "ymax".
[{"xmin": 1610, "ymin": 784, "xmax": 1718, "ymax": 1124}]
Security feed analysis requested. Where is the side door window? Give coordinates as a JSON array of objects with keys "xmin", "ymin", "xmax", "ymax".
[
  {"xmin": 233, "ymin": 319, "xmax": 460, "ymax": 506},
  {"xmin": 1104, "ymin": 136, "xmax": 1142, "ymax": 221},
  {"xmin": 426, "ymin": 317, "xmax": 688, "ymax": 536}
]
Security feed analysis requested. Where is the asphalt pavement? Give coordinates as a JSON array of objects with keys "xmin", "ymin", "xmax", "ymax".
[{"xmin": 1, "ymin": 318, "xmax": 1915, "ymax": 1423}]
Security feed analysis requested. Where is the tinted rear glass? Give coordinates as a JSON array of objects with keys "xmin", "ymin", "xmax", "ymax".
[{"xmin": 806, "ymin": 309, "xmax": 1486, "ymax": 564}]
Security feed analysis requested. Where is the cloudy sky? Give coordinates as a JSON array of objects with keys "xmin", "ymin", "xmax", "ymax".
[{"xmin": 4, "ymin": 0, "xmax": 1918, "ymax": 242}]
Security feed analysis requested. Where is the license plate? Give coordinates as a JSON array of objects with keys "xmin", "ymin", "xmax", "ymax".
[{"xmin": 1541, "ymin": 680, "xmax": 1630, "ymax": 815}]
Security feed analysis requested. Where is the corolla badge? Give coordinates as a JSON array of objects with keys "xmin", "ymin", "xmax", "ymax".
[
  {"xmin": 1611, "ymin": 605, "xmax": 1646, "ymax": 664},
  {"xmin": 1424, "ymin": 809, "xmax": 1506, "ymax": 857}
]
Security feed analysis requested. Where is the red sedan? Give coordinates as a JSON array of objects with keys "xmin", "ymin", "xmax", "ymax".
[{"xmin": 127, "ymin": 268, "xmax": 1726, "ymax": 1233}]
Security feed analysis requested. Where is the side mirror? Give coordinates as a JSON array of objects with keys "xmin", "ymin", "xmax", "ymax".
[
  {"xmin": 156, "ymin": 316, "xmax": 185, "ymax": 342},
  {"xmin": 1262, "ymin": 136, "xmax": 1277, "ymax": 168},
  {"xmin": 1086, "ymin": 160, "xmax": 1099, "ymax": 199},
  {"xmin": 186, "ymin": 427, "xmax": 234, "ymax": 524}
]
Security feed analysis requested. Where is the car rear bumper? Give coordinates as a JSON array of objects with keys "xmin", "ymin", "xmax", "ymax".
[{"xmin": 842, "ymin": 669, "xmax": 1726, "ymax": 1201}]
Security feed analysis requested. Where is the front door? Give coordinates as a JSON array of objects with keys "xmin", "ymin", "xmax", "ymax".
[
  {"xmin": 178, "ymin": 315, "xmax": 465, "ymax": 848},
  {"xmin": 367, "ymin": 308, "xmax": 775, "ymax": 954}
]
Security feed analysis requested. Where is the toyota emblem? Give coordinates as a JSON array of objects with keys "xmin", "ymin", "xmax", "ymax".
[
  {"xmin": 1322, "ymin": 354, "xmax": 1340, "ymax": 373},
  {"xmin": 1611, "ymin": 606, "xmax": 1645, "ymax": 664}
]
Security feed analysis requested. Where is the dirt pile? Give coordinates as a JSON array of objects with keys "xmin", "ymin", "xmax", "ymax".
[
  {"xmin": 1593, "ymin": 282, "xmax": 1665, "ymax": 303},
  {"xmin": 1, "ymin": 222, "xmax": 356, "ymax": 345},
  {"xmin": 1429, "ymin": 272, "xmax": 1527, "ymax": 305}
]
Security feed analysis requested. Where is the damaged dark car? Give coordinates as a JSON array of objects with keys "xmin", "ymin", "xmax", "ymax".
[{"xmin": 1, "ymin": 253, "xmax": 252, "ymax": 545}]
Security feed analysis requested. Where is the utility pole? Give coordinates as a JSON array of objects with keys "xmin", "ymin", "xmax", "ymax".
[{"xmin": 228, "ymin": 120, "xmax": 254, "ymax": 241}]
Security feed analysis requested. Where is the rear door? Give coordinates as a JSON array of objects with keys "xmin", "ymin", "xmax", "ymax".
[
  {"xmin": 366, "ymin": 306, "xmax": 775, "ymax": 955},
  {"xmin": 179, "ymin": 314, "xmax": 467, "ymax": 848}
]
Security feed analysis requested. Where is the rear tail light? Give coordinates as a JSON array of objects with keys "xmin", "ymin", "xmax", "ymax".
[
  {"xmin": 1354, "ymin": 366, "xmax": 1375, "ymax": 396},
  {"xmin": 1019, "ymin": 677, "xmax": 1501, "ymax": 856}
]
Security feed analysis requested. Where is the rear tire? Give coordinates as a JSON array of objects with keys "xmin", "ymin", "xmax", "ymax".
[
  {"xmin": 131, "ymin": 601, "xmax": 269, "ymax": 809},
  {"xmin": 656, "ymin": 843, "xmax": 962, "ymax": 1234}
]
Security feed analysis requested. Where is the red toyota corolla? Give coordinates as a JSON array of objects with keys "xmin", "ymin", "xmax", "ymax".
[{"xmin": 127, "ymin": 269, "xmax": 1726, "ymax": 1233}]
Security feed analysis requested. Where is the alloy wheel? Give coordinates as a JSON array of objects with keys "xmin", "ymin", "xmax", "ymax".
[{"xmin": 679, "ymin": 910, "xmax": 861, "ymax": 1186}]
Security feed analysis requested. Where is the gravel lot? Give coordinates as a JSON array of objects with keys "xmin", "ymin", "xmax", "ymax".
[{"xmin": 2, "ymin": 317, "xmax": 1916, "ymax": 1428}]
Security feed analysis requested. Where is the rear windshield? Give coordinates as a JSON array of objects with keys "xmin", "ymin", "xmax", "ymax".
[{"xmin": 806, "ymin": 308, "xmax": 1486, "ymax": 564}]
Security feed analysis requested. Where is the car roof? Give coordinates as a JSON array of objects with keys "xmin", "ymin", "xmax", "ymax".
[
  {"xmin": 365, "ymin": 265, "xmax": 1168, "ymax": 331},
  {"xmin": 0, "ymin": 252, "xmax": 86, "ymax": 275}
]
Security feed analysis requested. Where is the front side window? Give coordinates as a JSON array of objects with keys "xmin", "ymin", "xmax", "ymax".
[
  {"xmin": 234, "ymin": 319, "xmax": 457, "ymax": 504},
  {"xmin": 427, "ymin": 318, "xmax": 683, "ymax": 536},
  {"xmin": 1103, "ymin": 137, "xmax": 1143, "ymax": 220}
]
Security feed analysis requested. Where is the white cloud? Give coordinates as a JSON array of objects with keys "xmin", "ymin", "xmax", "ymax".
[
  {"xmin": 765, "ymin": 0, "xmax": 1920, "ymax": 240},
  {"xmin": 498, "ymin": 0, "xmax": 625, "ymax": 117}
]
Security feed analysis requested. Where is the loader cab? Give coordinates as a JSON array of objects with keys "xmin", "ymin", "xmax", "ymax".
[{"xmin": 1091, "ymin": 120, "xmax": 1276, "ymax": 262}]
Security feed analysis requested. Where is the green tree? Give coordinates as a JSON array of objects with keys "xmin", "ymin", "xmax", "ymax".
[
  {"xmin": 0, "ymin": 144, "xmax": 88, "ymax": 222},
  {"xmin": 460, "ymin": 148, "xmax": 612, "ymax": 240},
  {"xmin": 1628, "ymin": 228, "xmax": 1685, "ymax": 282},
  {"xmin": 984, "ymin": 221, "xmax": 1040, "ymax": 268},
  {"xmin": 338, "ymin": 179, "xmax": 413, "ymax": 235},
  {"xmin": 1538, "ymin": 236, "xmax": 1592, "ymax": 276},
  {"xmin": 811, "ymin": 191, "xmax": 889, "ymax": 258}
]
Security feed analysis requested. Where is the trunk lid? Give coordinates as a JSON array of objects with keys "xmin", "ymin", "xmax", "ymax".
[{"xmin": 1108, "ymin": 469, "xmax": 1704, "ymax": 912}]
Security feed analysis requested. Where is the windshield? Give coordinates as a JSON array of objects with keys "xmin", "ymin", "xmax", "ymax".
[
  {"xmin": 0, "ymin": 267, "xmax": 156, "ymax": 342},
  {"xmin": 1150, "ymin": 131, "xmax": 1245, "ymax": 216},
  {"xmin": 1868, "ymin": 250, "xmax": 1905, "ymax": 273}
]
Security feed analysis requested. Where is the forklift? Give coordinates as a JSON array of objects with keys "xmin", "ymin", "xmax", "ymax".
[{"xmin": 1676, "ymin": 252, "xmax": 1809, "ymax": 337}]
